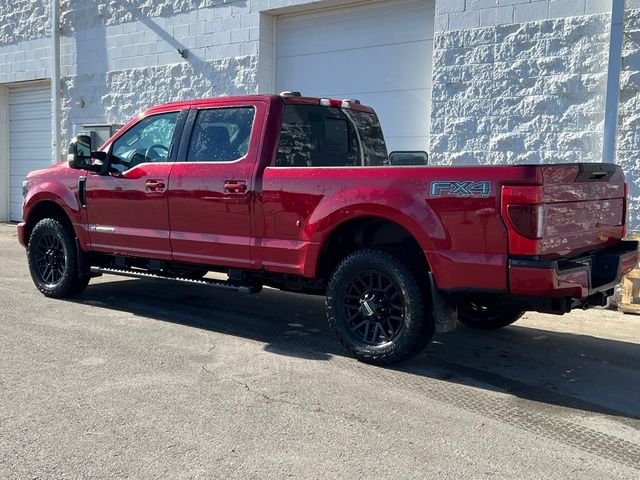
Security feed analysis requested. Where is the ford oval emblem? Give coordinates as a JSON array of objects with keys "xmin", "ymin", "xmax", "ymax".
[{"xmin": 587, "ymin": 186, "xmax": 597, "ymax": 198}]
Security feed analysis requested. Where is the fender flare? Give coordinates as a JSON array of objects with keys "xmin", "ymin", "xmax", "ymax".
[
  {"xmin": 304, "ymin": 198, "xmax": 447, "ymax": 278},
  {"xmin": 22, "ymin": 183, "xmax": 86, "ymax": 247}
]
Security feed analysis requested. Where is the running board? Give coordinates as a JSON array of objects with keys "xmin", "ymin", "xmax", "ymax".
[{"xmin": 90, "ymin": 267, "xmax": 262, "ymax": 294}]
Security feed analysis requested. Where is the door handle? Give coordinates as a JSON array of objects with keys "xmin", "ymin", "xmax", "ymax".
[
  {"xmin": 145, "ymin": 179, "xmax": 166, "ymax": 192},
  {"xmin": 224, "ymin": 180, "xmax": 247, "ymax": 194}
]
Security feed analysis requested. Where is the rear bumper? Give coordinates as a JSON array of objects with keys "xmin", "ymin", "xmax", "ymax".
[
  {"xmin": 509, "ymin": 240, "xmax": 638, "ymax": 299},
  {"xmin": 17, "ymin": 222, "xmax": 27, "ymax": 248}
]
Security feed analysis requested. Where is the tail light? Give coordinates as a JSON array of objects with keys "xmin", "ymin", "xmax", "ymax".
[{"xmin": 501, "ymin": 185, "xmax": 544, "ymax": 255}]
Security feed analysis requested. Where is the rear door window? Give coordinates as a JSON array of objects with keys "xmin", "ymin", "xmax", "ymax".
[{"xmin": 186, "ymin": 107, "xmax": 255, "ymax": 162}]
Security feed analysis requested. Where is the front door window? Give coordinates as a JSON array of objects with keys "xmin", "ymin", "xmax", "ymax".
[{"xmin": 110, "ymin": 112, "xmax": 179, "ymax": 172}]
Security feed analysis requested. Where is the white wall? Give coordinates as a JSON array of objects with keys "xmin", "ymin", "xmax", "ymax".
[
  {"xmin": 0, "ymin": 37, "xmax": 51, "ymax": 85},
  {"xmin": 0, "ymin": 86, "xmax": 9, "ymax": 222},
  {"xmin": 429, "ymin": 0, "xmax": 639, "ymax": 231},
  {"xmin": 435, "ymin": 0, "xmax": 611, "ymax": 31},
  {"xmin": 618, "ymin": 5, "xmax": 640, "ymax": 232}
]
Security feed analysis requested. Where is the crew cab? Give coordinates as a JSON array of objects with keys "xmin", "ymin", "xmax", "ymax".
[{"xmin": 18, "ymin": 94, "xmax": 639, "ymax": 364}]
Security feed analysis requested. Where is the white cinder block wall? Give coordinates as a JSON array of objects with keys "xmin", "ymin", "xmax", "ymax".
[
  {"xmin": 619, "ymin": 2, "xmax": 640, "ymax": 233},
  {"xmin": 431, "ymin": 0, "xmax": 610, "ymax": 167},
  {"xmin": 431, "ymin": 0, "xmax": 639, "ymax": 232},
  {"xmin": 0, "ymin": 0, "xmax": 638, "ymax": 231}
]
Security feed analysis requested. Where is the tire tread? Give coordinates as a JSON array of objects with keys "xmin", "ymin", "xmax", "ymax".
[
  {"xmin": 326, "ymin": 249, "xmax": 433, "ymax": 365},
  {"xmin": 27, "ymin": 218, "xmax": 89, "ymax": 298}
]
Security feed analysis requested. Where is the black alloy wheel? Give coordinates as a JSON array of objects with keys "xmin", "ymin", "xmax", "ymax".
[
  {"xmin": 27, "ymin": 218, "xmax": 89, "ymax": 298},
  {"xmin": 326, "ymin": 249, "xmax": 434, "ymax": 364},
  {"xmin": 342, "ymin": 270, "xmax": 405, "ymax": 346},
  {"xmin": 34, "ymin": 231, "xmax": 66, "ymax": 286}
]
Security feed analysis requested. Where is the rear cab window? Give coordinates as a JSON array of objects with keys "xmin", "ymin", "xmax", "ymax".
[{"xmin": 275, "ymin": 104, "xmax": 388, "ymax": 167}]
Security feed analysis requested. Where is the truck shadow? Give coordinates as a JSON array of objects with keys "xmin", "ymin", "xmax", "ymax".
[{"xmin": 69, "ymin": 277, "xmax": 640, "ymax": 422}]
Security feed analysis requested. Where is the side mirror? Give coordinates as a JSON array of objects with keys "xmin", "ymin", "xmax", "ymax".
[
  {"xmin": 68, "ymin": 135, "xmax": 106, "ymax": 172},
  {"xmin": 389, "ymin": 151, "xmax": 429, "ymax": 166}
]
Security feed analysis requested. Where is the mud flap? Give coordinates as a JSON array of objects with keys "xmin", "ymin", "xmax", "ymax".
[
  {"xmin": 76, "ymin": 239, "xmax": 100, "ymax": 279},
  {"xmin": 428, "ymin": 272, "xmax": 458, "ymax": 333}
]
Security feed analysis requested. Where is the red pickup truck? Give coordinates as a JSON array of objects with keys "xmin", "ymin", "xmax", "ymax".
[{"xmin": 18, "ymin": 94, "xmax": 638, "ymax": 364}]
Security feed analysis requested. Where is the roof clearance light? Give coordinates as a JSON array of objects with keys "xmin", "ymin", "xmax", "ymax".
[
  {"xmin": 342, "ymin": 99, "xmax": 361, "ymax": 108},
  {"xmin": 320, "ymin": 98, "xmax": 343, "ymax": 108}
]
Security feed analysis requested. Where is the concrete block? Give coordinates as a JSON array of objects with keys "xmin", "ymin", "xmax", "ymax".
[
  {"xmin": 435, "ymin": 0, "xmax": 465, "ymax": 15},
  {"xmin": 496, "ymin": 6, "xmax": 515, "ymax": 24},
  {"xmin": 513, "ymin": 1, "xmax": 550, "ymax": 23},
  {"xmin": 251, "ymin": 0, "xmax": 270, "ymax": 13},
  {"xmin": 249, "ymin": 27, "xmax": 260, "ymax": 41},
  {"xmin": 468, "ymin": 0, "xmax": 498, "ymax": 10},
  {"xmin": 479, "ymin": 9, "xmax": 497, "ymax": 26},
  {"xmin": 449, "ymin": 11, "xmax": 480, "ymax": 30},
  {"xmin": 499, "ymin": 0, "xmax": 532, "ymax": 5},
  {"xmin": 584, "ymin": 0, "xmax": 610, "ymax": 14},
  {"xmin": 213, "ymin": 30, "xmax": 231, "ymax": 45},
  {"xmin": 434, "ymin": 14, "xmax": 450, "ymax": 33},
  {"xmin": 231, "ymin": 28, "xmax": 250, "ymax": 44},
  {"xmin": 240, "ymin": 13, "xmax": 260, "ymax": 28},
  {"xmin": 215, "ymin": 3, "xmax": 234, "ymax": 18},
  {"xmin": 241, "ymin": 41, "xmax": 259, "ymax": 56},
  {"xmin": 549, "ymin": 0, "xmax": 586, "ymax": 18},
  {"xmin": 172, "ymin": 24, "xmax": 190, "ymax": 40}
]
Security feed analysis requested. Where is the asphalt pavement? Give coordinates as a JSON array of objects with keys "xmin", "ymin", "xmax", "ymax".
[{"xmin": 1, "ymin": 223, "xmax": 639, "ymax": 479}]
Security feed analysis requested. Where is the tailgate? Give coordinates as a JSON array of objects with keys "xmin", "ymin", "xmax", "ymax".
[{"xmin": 538, "ymin": 164, "xmax": 626, "ymax": 259}]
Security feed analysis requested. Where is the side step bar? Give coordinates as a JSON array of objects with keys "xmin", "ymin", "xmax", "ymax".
[{"xmin": 90, "ymin": 267, "xmax": 262, "ymax": 294}]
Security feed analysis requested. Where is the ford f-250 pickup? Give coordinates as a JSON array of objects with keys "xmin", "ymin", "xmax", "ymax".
[{"xmin": 18, "ymin": 93, "xmax": 639, "ymax": 364}]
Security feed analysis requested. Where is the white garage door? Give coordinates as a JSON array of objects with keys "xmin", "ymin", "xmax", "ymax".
[
  {"xmin": 9, "ymin": 83, "xmax": 52, "ymax": 221},
  {"xmin": 276, "ymin": 0, "xmax": 434, "ymax": 153}
]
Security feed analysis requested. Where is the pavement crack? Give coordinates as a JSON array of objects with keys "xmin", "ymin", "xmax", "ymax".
[{"xmin": 226, "ymin": 377, "xmax": 368, "ymax": 425}]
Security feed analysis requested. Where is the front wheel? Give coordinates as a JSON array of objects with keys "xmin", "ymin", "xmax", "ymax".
[
  {"xmin": 27, "ymin": 218, "xmax": 89, "ymax": 298},
  {"xmin": 326, "ymin": 249, "xmax": 434, "ymax": 365},
  {"xmin": 457, "ymin": 295, "xmax": 524, "ymax": 330}
]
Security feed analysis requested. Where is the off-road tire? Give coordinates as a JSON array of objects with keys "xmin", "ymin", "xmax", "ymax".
[
  {"xmin": 27, "ymin": 218, "xmax": 89, "ymax": 298},
  {"xmin": 326, "ymin": 249, "xmax": 434, "ymax": 365},
  {"xmin": 458, "ymin": 295, "xmax": 524, "ymax": 330}
]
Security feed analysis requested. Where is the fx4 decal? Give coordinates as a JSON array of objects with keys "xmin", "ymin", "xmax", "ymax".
[{"xmin": 431, "ymin": 181, "xmax": 491, "ymax": 197}]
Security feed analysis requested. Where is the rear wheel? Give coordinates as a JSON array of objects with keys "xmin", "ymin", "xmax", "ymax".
[
  {"xmin": 326, "ymin": 249, "xmax": 434, "ymax": 365},
  {"xmin": 27, "ymin": 218, "xmax": 89, "ymax": 298},
  {"xmin": 457, "ymin": 295, "xmax": 524, "ymax": 330}
]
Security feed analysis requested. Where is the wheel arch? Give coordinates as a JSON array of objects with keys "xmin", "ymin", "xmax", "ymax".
[
  {"xmin": 314, "ymin": 215, "xmax": 431, "ymax": 284},
  {"xmin": 23, "ymin": 200, "xmax": 75, "ymax": 247}
]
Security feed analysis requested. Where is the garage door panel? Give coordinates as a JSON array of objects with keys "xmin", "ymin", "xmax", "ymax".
[
  {"xmin": 277, "ymin": 41, "xmax": 432, "ymax": 95},
  {"xmin": 9, "ymin": 112, "xmax": 52, "ymax": 123},
  {"xmin": 276, "ymin": 0, "xmax": 433, "ymax": 156},
  {"xmin": 9, "ymin": 95, "xmax": 51, "ymax": 106},
  {"xmin": 9, "ymin": 202, "xmax": 23, "ymax": 217},
  {"xmin": 9, "ymin": 133, "xmax": 51, "ymax": 146},
  {"xmin": 10, "ymin": 131, "xmax": 51, "ymax": 143},
  {"xmin": 277, "ymin": 1, "xmax": 433, "ymax": 58},
  {"xmin": 349, "ymin": 89, "xmax": 430, "ymax": 138},
  {"xmin": 9, "ymin": 83, "xmax": 51, "ymax": 221}
]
